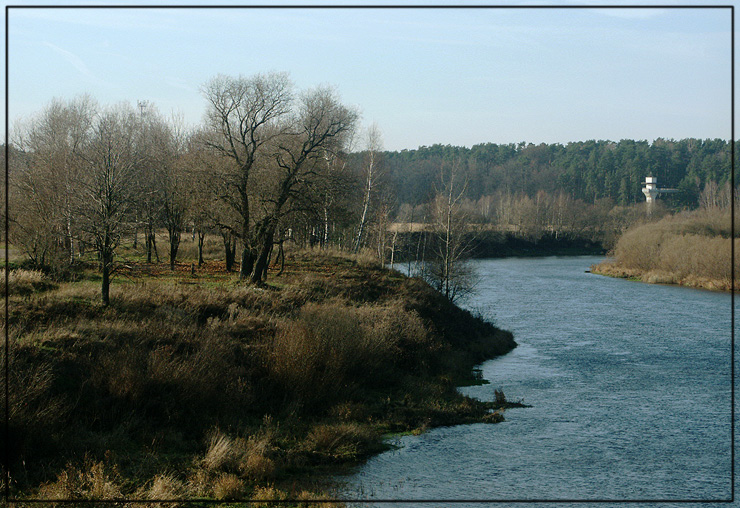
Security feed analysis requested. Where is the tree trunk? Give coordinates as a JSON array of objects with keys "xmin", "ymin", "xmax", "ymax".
[
  {"xmin": 222, "ymin": 232, "xmax": 236, "ymax": 272},
  {"xmin": 322, "ymin": 205, "xmax": 330, "ymax": 248},
  {"xmin": 240, "ymin": 246, "xmax": 255, "ymax": 281},
  {"xmin": 238, "ymin": 193, "xmax": 251, "ymax": 280},
  {"xmin": 251, "ymin": 226, "xmax": 275, "ymax": 284},
  {"xmin": 146, "ymin": 227, "xmax": 152, "ymax": 263},
  {"xmin": 197, "ymin": 231, "xmax": 205, "ymax": 267},
  {"xmin": 152, "ymin": 232, "xmax": 160, "ymax": 263},
  {"xmin": 101, "ymin": 245, "xmax": 112, "ymax": 306},
  {"xmin": 169, "ymin": 230, "xmax": 180, "ymax": 271},
  {"xmin": 101, "ymin": 261, "xmax": 110, "ymax": 306},
  {"xmin": 275, "ymin": 241, "xmax": 285, "ymax": 276},
  {"xmin": 389, "ymin": 231, "xmax": 398, "ymax": 270},
  {"xmin": 354, "ymin": 186, "xmax": 371, "ymax": 253},
  {"xmin": 66, "ymin": 217, "xmax": 74, "ymax": 264}
]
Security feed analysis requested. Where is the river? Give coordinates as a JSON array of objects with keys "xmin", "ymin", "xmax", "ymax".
[{"xmin": 337, "ymin": 256, "xmax": 734, "ymax": 507}]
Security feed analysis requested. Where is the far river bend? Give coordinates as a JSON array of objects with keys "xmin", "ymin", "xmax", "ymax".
[{"xmin": 337, "ymin": 256, "xmax": 734, "ymax": 507}]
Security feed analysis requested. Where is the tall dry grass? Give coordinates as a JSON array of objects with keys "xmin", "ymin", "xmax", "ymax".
[
  {"xmin": 2, "ymin": 268, "xmax": 57, "ymax": 296},
  {"xmin": 36, "ymin": 460, "xmax": 123, "ymax": 502},
  {"xmin": 599, "ymin": 208, "xmax": 737, "ymax": 290},
  {"xmin": 8, "ymin": 249, "xmax": 514, "ymax": 500},
  {"xmin": 267, "ymin": 300, "xmax": 431, "ymax": 409}
]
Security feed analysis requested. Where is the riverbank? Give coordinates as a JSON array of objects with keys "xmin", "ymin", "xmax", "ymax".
[
  {"xmin": 590, "ymin": 259, "xmax": 735, "ymax": 291},
  {"xmin": 7, "ymin": 248, "xmax": 515, "ymax": 503},
  {"xmin": 589, "ymin": 209, "xmax": 737, "ymax": 292},
  {"xmin": 339, "ymin": 255, "xmax": 732, "ymax": 500},
  {"xmin": 390, "ymin": 230, "xmax": 605, "ymax": 263},
  {"xmin": 471, "ymin": 231, "xmax": 605, "ymax": 258}
]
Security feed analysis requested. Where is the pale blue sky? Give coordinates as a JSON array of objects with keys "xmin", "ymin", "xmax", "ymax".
[{"xmin": 4, "ymin": 1, "xmax": 734, "ymax": 151}]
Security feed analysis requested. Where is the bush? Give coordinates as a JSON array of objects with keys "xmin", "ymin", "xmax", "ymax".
[
  {"xmin": 609, "ymin": 210, "xmax": 737, "ymax": 289},
  {"xmin": 266, "ymin": 300, "xmax": 432, "ymax": 411}
]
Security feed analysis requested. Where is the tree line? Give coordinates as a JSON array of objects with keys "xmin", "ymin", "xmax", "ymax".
[
  {"xmin": 374, "ymin": 138, "xmax": 734, "ymax": 208},
  {"xmin": 7, "ymin": 73, "xmax": 394, "ymax": 304}
]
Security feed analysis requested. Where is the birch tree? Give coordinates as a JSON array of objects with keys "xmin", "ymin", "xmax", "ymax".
[
  {"xmin": 427, "ymin": 160, "xmax": 475, "ymax": 302},
  {"xmin": 353, "ymin": 123, "xmax": 383, "ymax": 252},
  {"xmin": 11, "ymin": 96, "xmax": 96, "ymax": 267}
]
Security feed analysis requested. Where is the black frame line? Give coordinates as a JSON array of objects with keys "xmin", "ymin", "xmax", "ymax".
[{"xmin": 3, "ymin": 3, "xmax": 735, "ymax": 505}]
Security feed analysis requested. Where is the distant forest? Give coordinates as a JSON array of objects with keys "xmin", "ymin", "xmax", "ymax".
[{"xmin": 367, "ymin": 138, "xmax": 734, "ymax": 209}]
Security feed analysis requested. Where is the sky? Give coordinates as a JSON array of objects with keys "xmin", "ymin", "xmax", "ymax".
[{"xmin": 3, "ymin": 0, "xmax": 735, "ymax": 151}]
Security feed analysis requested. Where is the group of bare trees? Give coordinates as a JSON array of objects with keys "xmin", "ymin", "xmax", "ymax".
[
  {"xmin": 200, "ymin": 73, "xmax": 360, "ymax": 283},
  {"xmin": 8, "ymin": 72, "xmax": 397, "ymax": 304},
  {"xmin": 10, "ymin": 96, "xmax": 189, "ymax": 304}
]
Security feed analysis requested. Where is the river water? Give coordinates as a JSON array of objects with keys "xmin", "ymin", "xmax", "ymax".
[{"xmin": 338, "ymin": 256, "xmax": 734, "ymax": 506}]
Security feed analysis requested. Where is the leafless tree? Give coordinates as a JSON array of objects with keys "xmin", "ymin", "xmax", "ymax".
[
  {"xmin": 202, "ymin": 72, "xmax": 293, "ymax": 280},
  {"xmin": 249, "ymin": 86, "xmax": 358, "ymax": 283},
  {"xmin": 10, "ymin": 96, "xmax": 96, "ymax": 267},
  {"xmin": 75, "ymin": 104, "xmax": 141, "ymax": 305},
  {"xmin": 426, "ymin": 160, "xmax": 476, "ymax": 302},
  {"xmin": 353, "ymin": 123, "xmax": 383, "ymax": 252}
]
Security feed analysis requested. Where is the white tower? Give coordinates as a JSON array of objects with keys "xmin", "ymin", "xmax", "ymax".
[{"xmin": 642, "ymin": 176, "xmax": 659, "ymax": 203}]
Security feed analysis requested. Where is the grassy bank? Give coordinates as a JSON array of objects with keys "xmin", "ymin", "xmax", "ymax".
[
  {"xmin": 590, "ymin": 209, "xmax": 738, "ymax": 291},
  {"xmin": 5, "ymin": 248, "xmax": 515, "ymax": 504}
]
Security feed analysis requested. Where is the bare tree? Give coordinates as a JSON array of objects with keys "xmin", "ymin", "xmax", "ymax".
[
  {"xmin": 353, "ymin": 123, "xmax": 383, "ymax": 252},
  {"xmin": 10, "ymin": 96, "xmax": 96, "ymax": 267},
  {"xmin": 75, "ymin": 105, "xmax": 141, "ymax": 305},
  {"xmin": 202, "ymin": 72, "xmax": 293, "ymax": 280},
  {"xmin": 157, "ymin": 115, "xmax": 190, "ymax": 271},
  {"xmin": 426, "ymin": 160, "xmax": 475, "ymax": 302},
  {"xmin": 249, "ymin": 86, "xmax": 358, "ymax": 283},
  {"xmin": 316, "ymin": 139, "xmax": 355, "ymax": 248}
]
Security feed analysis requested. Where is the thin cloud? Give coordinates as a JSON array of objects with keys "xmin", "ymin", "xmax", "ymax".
[
  {"xmin": 43, "ymin": 41, "xmax": 111, "ymax": 86},
  {"xmin": 164, "ymin": 78, "xmax": 197, "ymax": 93}
]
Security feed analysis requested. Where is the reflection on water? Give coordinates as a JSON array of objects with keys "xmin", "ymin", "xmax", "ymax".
[{"xmin": 339, "ymin": 256, "xmax": 733, "ymax": 507}]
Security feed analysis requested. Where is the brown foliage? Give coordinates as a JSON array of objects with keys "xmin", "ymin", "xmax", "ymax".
[{"xmin": 598, "ymin": 208, "xmax": 737, "ymax": 290}]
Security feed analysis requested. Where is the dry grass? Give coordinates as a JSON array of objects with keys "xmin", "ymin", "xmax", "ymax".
[
  {"xmin": 299, "ymin": 245, "xmax": 381, "ymax": 269},
  {"xmin": 202, "ymin": 428, "xmax": 278, "ymax": 482},
  {"xmin": 8, "ymin": 248, "xmax": 514, "ymax": 501},
  {"xmin": 2, "ymin": 268, "xmax": 56, "ymax": 296},
  {"xmin": 251, "ymin": 485, "xmax": 289, "ymax": 506},
  {"xmin": 594, "ymin": 209, "xmax": 737, "ymax": 290},
  {"xmin": 267, "ymin": 300, "xmax": 433, "ymax": 409},
  {"xmin": 306, "ymin": 422, "xmax": 380, "ymax": 460},
  {"xmin": 212, "ymin": 473, "xmax": 245, "ymax": 500},
  {"xmin": 37, "ymin": 460, "xmax": 123, "ymax": 502},
  {"xmin": 135, "ymin": 473, "xmax": 188, "ymax": 507}
]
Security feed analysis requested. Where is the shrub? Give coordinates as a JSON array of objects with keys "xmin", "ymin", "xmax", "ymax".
[
  {"xmin": 266, "ymin": 301, "xmax": 431, "ymax": 410},
  {"xmin": 610, "ymin": 209, "xmax": 738, "ymax": 290}
]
